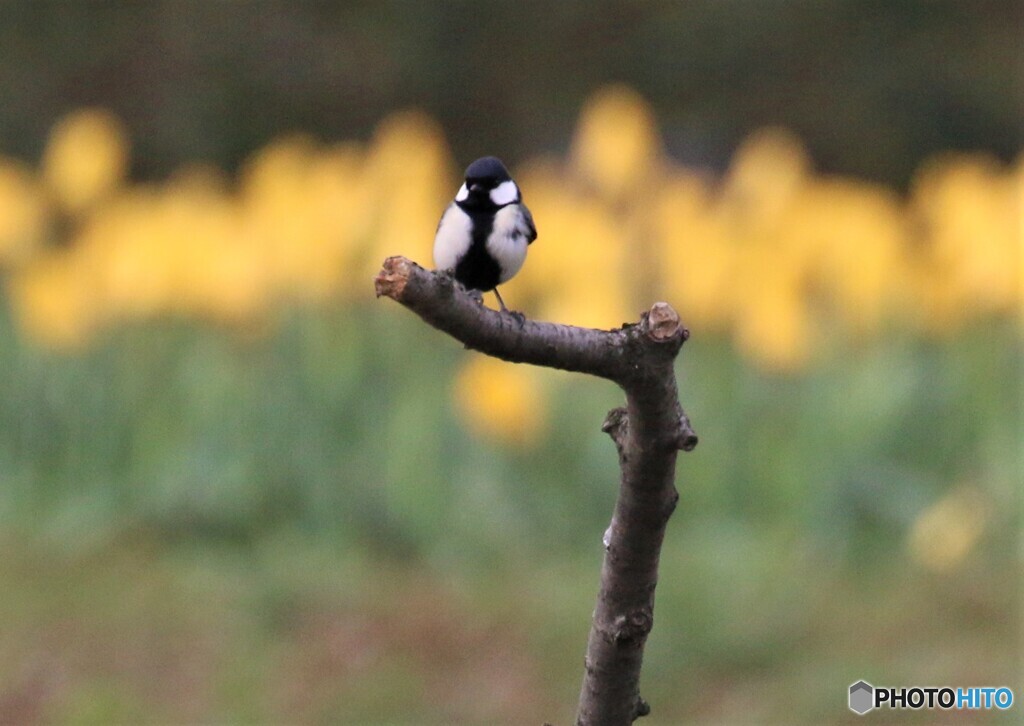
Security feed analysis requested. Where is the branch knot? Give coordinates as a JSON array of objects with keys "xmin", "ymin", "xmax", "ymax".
[
  {"xmin": 601, "ymin": 407, "xmax": 630, "ymax": 458},
  {"xmin": 633, "ymin": 696, "xmax": 651, "ymax": 720},
  {"xmin": 610, "ymin": 607, "xmax": 654, "ymax": 646},
  {"xmin": 675, "ymin": 409, "xmax": 699, "ymax": 452}
]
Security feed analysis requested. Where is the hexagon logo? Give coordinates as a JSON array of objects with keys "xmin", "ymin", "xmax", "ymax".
[{"xmin": 849, "ymin": 680, "xmax": 874, "ymax": 715}]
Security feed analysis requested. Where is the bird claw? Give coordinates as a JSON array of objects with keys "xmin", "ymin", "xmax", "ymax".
[{"xmin": 467, "ymin": 289, "xmax": 485, "ymax": 306}]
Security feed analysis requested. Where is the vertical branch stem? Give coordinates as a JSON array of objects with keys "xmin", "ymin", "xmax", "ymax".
[{"xmin": 576, "ymin": 310, "xmax": 696, "ymax": 725}]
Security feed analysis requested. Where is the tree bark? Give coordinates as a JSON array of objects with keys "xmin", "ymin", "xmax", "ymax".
[{"xmin": 374, "ymin": 256, "xmax": 697, "ymax": 724}]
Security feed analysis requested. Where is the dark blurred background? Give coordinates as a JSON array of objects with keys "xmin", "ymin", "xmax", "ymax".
[
  {"xmin": 0, "ymin": 2, "xmax": 1020, "ymax": 724},
  {"xmin": 1, "ymin": 1, "xmax": 1021, "ymax": 183}
]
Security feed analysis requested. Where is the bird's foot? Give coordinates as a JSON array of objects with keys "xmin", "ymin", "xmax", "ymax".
[
  {"xmin": 507, "ymin": 310, "xmax": 526, "ymax": 327},
  {"xmin": 467, "ymin": 289, "xmax": 485, "ymax": 306}
]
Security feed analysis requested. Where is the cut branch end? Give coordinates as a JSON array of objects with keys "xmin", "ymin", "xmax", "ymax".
[
  {"xmin": 374, "ymin": 255, "xmax": 414, "ymax": 300},
  {"xmin": 644, "ymin": 302, "xmax": 687, "ymax": 345}
]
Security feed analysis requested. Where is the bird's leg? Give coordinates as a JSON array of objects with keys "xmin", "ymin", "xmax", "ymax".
[
  {"xmin": 493, "ymin": 287, "xmax": 510, "ymax": 313},
  {"xmin": 493, "ymin": 287, "xmax": 526, "ymax": 326}
]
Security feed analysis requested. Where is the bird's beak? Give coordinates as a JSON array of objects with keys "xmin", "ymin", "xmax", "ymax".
[{"xmin": 468, "ymin": 182, "xmax": 481, "ymax": 193}]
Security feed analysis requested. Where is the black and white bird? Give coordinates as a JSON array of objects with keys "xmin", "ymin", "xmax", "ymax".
[{"xmin": 433, "ymin": 156, "xmax": 536, "ymax": 313}]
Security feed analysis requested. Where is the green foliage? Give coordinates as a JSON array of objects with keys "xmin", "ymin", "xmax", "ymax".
[
  {"xmin": 0, "ymin": 302, "xmax": 1019, "ymax": 560},
  {"xmin": 0, "ymin": 301, "xmax": 1019, "ymax": 722}
]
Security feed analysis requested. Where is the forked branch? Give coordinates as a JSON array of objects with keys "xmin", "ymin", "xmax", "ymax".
[{"xmin": 375, "ymin": 256, "xmax": 697, "ymax": 725}]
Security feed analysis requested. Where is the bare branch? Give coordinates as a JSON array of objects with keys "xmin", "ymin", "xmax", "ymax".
[{"xmin": 375, "ymin": 256, "xmax": 698, "ymax": 724}]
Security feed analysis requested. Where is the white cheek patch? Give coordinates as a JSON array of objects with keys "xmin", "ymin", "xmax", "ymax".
[
  {"xmin": 489, "ymin": 180, "xmax": 519, "ymax": 206},
  {"xmin": 454, "ymin": 183, "xmax": 469, "ymax": 202}
]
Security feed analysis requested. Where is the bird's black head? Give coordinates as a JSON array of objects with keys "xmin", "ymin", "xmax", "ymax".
[
  {"xmin": 457, "ymin": 156, "xmax": 519, "ymax": 208},
  {"xmin": 464, "ymin": 156, "xmax": 511, "ymax": 187}
]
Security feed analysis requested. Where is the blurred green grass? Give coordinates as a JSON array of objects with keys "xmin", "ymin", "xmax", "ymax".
[{"xmin": 0, "ymin": 300, "xmax": 1019, "ymax": 723}]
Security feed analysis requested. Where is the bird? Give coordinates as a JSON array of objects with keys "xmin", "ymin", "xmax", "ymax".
[{"xmin": 433, "ymin": 156, "xmax": 536, "ymax": 314}]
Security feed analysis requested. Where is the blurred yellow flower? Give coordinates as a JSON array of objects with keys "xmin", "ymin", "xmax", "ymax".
[
  {"xmin": 42, "ymin": 108, "xmax": 129, "ymax": 214},
  {"xmin": 362, "ymin": 111, "xmax": 454, "ymax": 286},
  {"xmin": 571, "ymin": 85, "xmax": 662, "ymax": 202},
  {"xmin": 0, "ymin": 158, "xmax": 48, "ymax": 265},
  {"xmin": 508, "ymin": 159, "xmax": 633, "ymax": 328},
  {"xmin": 145, "ymin": 172, "xmax": 264, "ymax": 323},
  {"xmin": 732, "ymin": 271, "xmax": 814, "ymax": 372},
  {"xmin": 910, "ymin": 154, "xmax": 1022, "ymax": 331},
  {"xmin": 9, "ymin": 252, "xmax": 99, "ymax": 349},
  {"xmin": 787, "ymin": 178, "xmax": 906, "ymax": 336},
  {"xmin": 722, "ymin": 127, "xmax": 810, "ymax": 231},
  {"xmin": 454, "ymin": 356, "xmax": 547, "ymax": 447},
  {"xmin": 303, "ymin": 142, "xmax": 371, "ymax": 301},
  {"xmin": 656, "ymin": 171, "xmax": 735, "ymax": 331},
  {"xmin": 540, "ymin": 204, "xmax": 632, "ymax": 328},
  {"xmin": 1, "ymin": 90, "xmax": 1020, "ymax": 377},
  {"xmin": 241, "ymin": 135, "xmax": 332, "ymax": 304},
  {"xmin": 908, "ymin": 487, "xmax": 988, "ymax": 573},
  {"xmin": 72, "ymin": 190, "xmax": 171, "ymax": 319}
]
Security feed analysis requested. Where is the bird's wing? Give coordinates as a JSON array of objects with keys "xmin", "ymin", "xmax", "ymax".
[{"xmin": 521, "ymin": 203, "xmax": 537, "ymax": 244}]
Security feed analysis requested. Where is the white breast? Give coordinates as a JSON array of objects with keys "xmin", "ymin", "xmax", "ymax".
[
  {"xmin": 488, "ymin": 205, "xmax": 530, "ymax": 283},
  {"xmin": 433, "ymin": 203, "xmax": 473, "ymax": 271}
]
